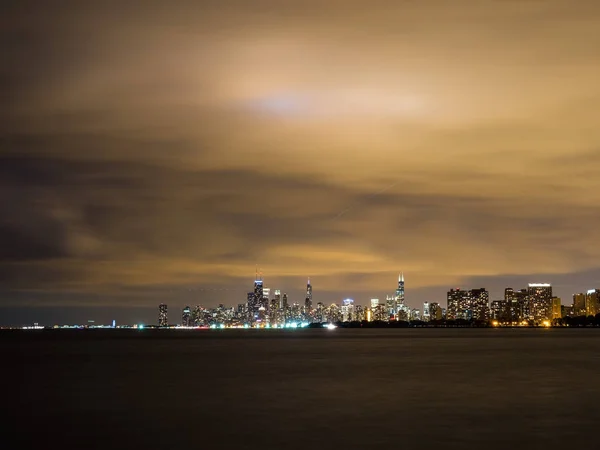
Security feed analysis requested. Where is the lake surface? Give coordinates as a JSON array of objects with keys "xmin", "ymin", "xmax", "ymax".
[{"xmin": 5, "ymin": 328, "xmax": 600, "ymax": 449}]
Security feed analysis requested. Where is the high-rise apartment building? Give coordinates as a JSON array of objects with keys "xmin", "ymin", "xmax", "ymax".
[
  {"xmin": 552, "ymin": 297, "xmax": 562, "ymax": 320},
  {"xmin": 423, "ymin": 302, "xmax": 430, "ymax": 322},
  {"xmin": 341, "ymin": 299, "xmax": 355, "ymax": 322},
  {"xmin": 573, "ymin": 293, "xmax": 586, "ymax": 316},
  {"xmin": 447, "ymin": 288, "xmax": 489, "ymax": 320},
  {"xmin": 585, "ymin": 289, "xmax": 600, "ymax": 316},
  {"xmin": 158, "ymin": 303, "xmax": 168, "ymax": 327},
  {"xmin": 528, "ymin": 283, "xmax": 553, "ymax": 322},
  {"xmin": 504, "ymin": 288, "xmax": 527, "ymax": 323},
  {"xmin": 182, "ymin": 306, "xmax": 191, "ymax": 327},
  {"xmin": 447, "ymin": 289, "xmax": 468, "ymax": 320}
]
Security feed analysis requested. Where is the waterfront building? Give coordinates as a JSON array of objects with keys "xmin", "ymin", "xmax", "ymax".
[
  {"xmin": 573, "ymin": 293, "xmax": 586, "ymax": 316},
  {"xmin": 585, "ymin": 289, "xmax": 600, "ymax": 317},
  {"xmin": 326, "ymin": 303, "xmax": 341, "ymax": 323},
  {"xmin": 552, "ymin": 297, "xmax": 562, "ymax": 320},
  {"xmin": 447, "ymin": 288, "xmax": 489, "ymax": 321},
  {"xmin": 491, "ymin": 300, "xmax": 503, "ymax": 320},
  {"xmin": 305, "ymin": 278, "xmax": 313, "ymax": 312},
  {"xmin": 341, "ymin": 298, "xmax": 355, "ymax": 322},
  {"xmin": 429, "ymin": 302, "xmax": 443, "ymax": 321},
  {"xmin": 315, "ymin": 302, "xmax": 325, "ymax": 322},
  {"xmin": 158, "ymin": 303, "xmax": 168, "ymax": 327},
  {"xmin": 355, "ymin": 304, "xmax": 364, "ymax": 322},
  {"xmin": 410, "ymin": 308, "xmax": 421, "ymax": 321},
  {"xmin": 504, "ymin": 288, "xmax": 527, "ymax": 323},
  {"xmin": 527, "ymin": 283, "xmax": 553, "ymax": 322},
  {"xmin": 423, "ymin": 302, "xmax": 430, "ymax": 322},
  {"xmin": 182, "ymin": 306, "xmax": 191, "ymax": 327}
]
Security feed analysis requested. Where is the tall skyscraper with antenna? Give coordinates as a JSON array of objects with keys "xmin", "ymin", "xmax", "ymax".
[
  {"xmin": 305, "ymin": 277, "xmax": 313, "ymax": 311},
  {"xmin": 395, "ymin": 272, "xmax": 405, "ymax": 303}
]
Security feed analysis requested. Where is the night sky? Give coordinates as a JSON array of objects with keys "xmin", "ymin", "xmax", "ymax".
[{"xmin": 2, "ymin": 1, "xmax": 600, "ymax": 325}]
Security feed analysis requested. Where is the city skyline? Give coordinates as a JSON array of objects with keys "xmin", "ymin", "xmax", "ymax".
[
  {"xmin": 5, "ymin": 271, "xmax": 600, "ymax": 327},
  {"xmin": 2, "ymin": 1, "xmax": 600, "ymax": 326}
]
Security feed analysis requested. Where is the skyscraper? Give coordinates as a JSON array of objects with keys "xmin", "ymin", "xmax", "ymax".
[
  {"xmin": 274, "ymin": 289, "xmax": 281, "ymax": 306},
  {"xmin": 447, "ymin": 288, "xmax": 489, "ymax": 321},
  {"xmin": 528, "ymin": 283, "xmax": 553, "ymax": 322},
  {"xmin": 423, "ymin": 302, "xmax": 430, "ymax": 322},
  {"xmin": 447, "ymin": 289, "xmax": 467, "ymax": 320},
  {"xmin": 470, "ymin": 288, "xmax": 490, "ymax": 321},
  {"xmin": 305, "ymin": 278, "xmax": 313, "ymax": 312},
  {"xmin": 182, "ymin": 306, "xmax": 191, "ymax": 327},
  {"xmin": 573, "ymin": 292, "xmax": 586, "ymax": 316},
  {"xmin": 504, "ymin": 288, "xmax": 527, "ymax": 323},
  {"xmin": 396, "ymin": 272, "xmax": 405, "ymax": 303},
  {"xmin": 252, "ymin": 276, "xmax": 264, "ymax": 318},
  {"xmin": 552, "ymin": 297, "xmax": 562, "ymax": 320},
  {"xmin": 279, "ymin": 292, "xmax": 288, "ymax": 322},
  {"xmin": 158, "ymin": 303, "xmax": 168, "ymax": 327},
  {"xmin": 585, "ymin": 289, "xmax": 600, "ymax": 316},
  {"xmin": 341, "ymin": 298, "xmax": 355, "ymax": 322}
]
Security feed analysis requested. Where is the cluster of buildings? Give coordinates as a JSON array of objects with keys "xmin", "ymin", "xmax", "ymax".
[{"xmin": 156, "ymin": 274, "xmax": 600, "ymax": 328}]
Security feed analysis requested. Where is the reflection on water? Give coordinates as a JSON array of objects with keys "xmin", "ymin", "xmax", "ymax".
[{"xmin": 5, "ymin": 329, "xmax": 600, "ymax": 449}]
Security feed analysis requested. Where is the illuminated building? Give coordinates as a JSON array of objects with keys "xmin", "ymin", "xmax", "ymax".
[
  {"xmin": 447, "ymin": 289, "xmax": 468, "ymax": 320},
  {"xmin": 410, "ymin": 308, "xmax": 421, "ymax": 321},
  {"xmin": 315, "ymin": 302, "xmax": 325, "ymax": 322},
  {"xmin": 504, "ymin": 288, "xmax": 527, "ymax": 323},
  {"xmin": 355, "ymin": 304, "xmax": 364, "ymax": 322},
  {"xmin": 365, "ymin": 307, "xmax": 373, "ymax": 322},
  {"xmin": 562, "ymin": 305, "xmax": 574, "ymax": 318},
  {"xmin": 182, "ymin": 306, "xmax": 191, "ymax": 327},
  {"xmin": 290, "ymin": 303, "xmax": 303, "ymax": 323},
  {"xmin": 573, "ymin": 293, "xmax": 586, "ymax": 316},
  {"xmin": 305, "ymin": 278, "xmax": 312, "ymax": 312},
  {"xmin": 257, "ymin": 306, "xmax": 266, "ymax": 326},
  {"xmin": 491, "ymin": 300, "xmax": 503, "ymax": 320},
  {"xmin": 396, "ymin": 304, "xmax": 410, "ymax": 321},
  {"xmin": 386, "ymin": 295, "xmax": 397, "ymax": 318},
  {"xmin": 373, "ymin": 304, "xmax": 388, "ymax": 321},
  {"xmin": 396, "ymin": 272, "xmax": 405, "ymax": 303},
  {"xmin": 341, "ymin": 298, "xmax": 355, "ymax": 322},
  {"xmin": 470, "ymin": 288, "xmax": 490, "ymax": 321},
  {"xmin": 447, "ymin": 288, "xmax": 489, "ymax": 321},
  {"xmin": 248, "ymin": 276, "xmax": 264, "ymax": 320},
  {"xmin": 423, "ymin": 302, "xmax": 430, "ymax": 322},
  {"xmin": 274, "ymin": 290, "xmax": 281, "ymax": 308},
  {"xmin": 370, "ymin": 298, "xmax": 380, "ymax": 309},
  {"xmin": 585, "ymin": 289, "xmax": 600, "ymax": 316},
  {"xmin": 429, "ymin": 302, "xmax": 443, "ymax": 321},
  {"xmin": 193, "ymin": 305, "xmax": 205, "ymax": 326},
  {"xmin": 527, "ymin": 283, "xmax": 553, "ymax": 322},
  {"xmin": 326, "ymin": 303, "xmax": 341, "ymax": 323},
  {"xmin": 158, "ymin": 303, "xmax": 168, "ymax": 327},
  {"xmin": 552, "ymin": 297, "xmax": 562, "ymax": 320},
  {"xmin": 386, "ymin": 273, "xmax": 405, "ymax": 318}
]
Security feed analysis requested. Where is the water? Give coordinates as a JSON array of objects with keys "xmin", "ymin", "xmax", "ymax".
[{"xmin": 5, "ymin": 328, "xmax": 600, "ymax": 449}]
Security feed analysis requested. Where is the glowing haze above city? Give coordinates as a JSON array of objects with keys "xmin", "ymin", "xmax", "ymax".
[{"xmin": 2, "ymin": 0, "xmax": 600, "ymax": 325}]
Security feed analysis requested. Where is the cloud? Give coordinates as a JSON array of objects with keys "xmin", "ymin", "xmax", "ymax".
[{"xmin": 1, "ymin": 0, "xmax": 600, "ymax": 323}]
